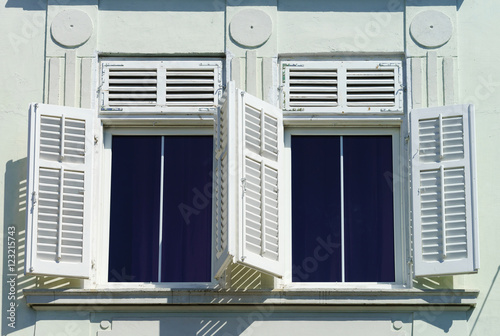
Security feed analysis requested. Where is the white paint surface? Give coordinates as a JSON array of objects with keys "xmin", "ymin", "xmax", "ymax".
[
  {"xmin": 410, "ymin": 10, "xmax": 453, "ymax": 48},
  {"xmin": 50, "ymin": 10, "xmax": 93, "ymax": 47},
  {"xmin": 230, "ymin": 9, "xmax": 273, "ymax": 48}
]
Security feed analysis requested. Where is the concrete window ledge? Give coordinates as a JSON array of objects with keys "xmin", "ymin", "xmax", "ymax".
[{"xmin": 24, "ymin": 288, "xmax": 478, "ymax": 312}]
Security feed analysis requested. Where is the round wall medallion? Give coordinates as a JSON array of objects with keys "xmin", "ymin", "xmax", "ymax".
[
  {"xmin": 230, "ymin": 9, "xmax": 272, "ymax": 48},
  {"xmin": 410, "ymin": 10, "xmax": 453, "ymax": 48},
  {"xmin": 51, "ymin": 10, "xmax": 93, "ymax": 48}
]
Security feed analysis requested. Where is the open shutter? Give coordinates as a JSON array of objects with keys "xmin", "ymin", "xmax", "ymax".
[
  {"xmin": 411, "ymin": 104, "xmax": 479, "ymax": 277},
  {"xmin": 214, "ymin": 82, "xmax": 284, "ymax": 278},
  {"xmin": 26, "ymin": 103, "xmax": 94, "ymax": 278},
  {"xmin": 213, "ymin": 82, "xmax": 234, "ymax": 278}
]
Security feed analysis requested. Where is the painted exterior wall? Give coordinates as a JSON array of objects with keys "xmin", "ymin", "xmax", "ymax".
[{"xmin": 0, "ymin": 0, "xmax": 499, "ymax": 335}]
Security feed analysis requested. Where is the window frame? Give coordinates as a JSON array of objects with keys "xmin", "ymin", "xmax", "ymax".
[
  {"xmin": 93, "ymin": 126, "xmax": 218, "ymax": 289},
  {"xmin": 279, "ymin": 126, "xmax": 409, "ymax": 289}
]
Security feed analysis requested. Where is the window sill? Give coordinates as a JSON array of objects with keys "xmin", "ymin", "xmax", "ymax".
[{"xmin": 24, "ymin": 288, "xmax": 478, "ymax": 311}]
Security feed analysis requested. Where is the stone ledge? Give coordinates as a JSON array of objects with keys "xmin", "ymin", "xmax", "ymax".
[{"xmin": 24, "ymin": 288, "xmax": 478, "ymax": 311}]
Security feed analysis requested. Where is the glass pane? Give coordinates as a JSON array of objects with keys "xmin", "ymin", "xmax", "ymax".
[
  {"xmin": 343, "ymin": 136, "xmax": 395, "ymax": 282},
  {"xmin": 292, "ymin": 136, "xmax": 342, "ymax": 282},
  {"xmin": 108, "ymin": 136, "xmax": 161, "ymax": 282},
  {"xmin": 161, "ymin": 136, "xmax": 213, "ymax": 282}
]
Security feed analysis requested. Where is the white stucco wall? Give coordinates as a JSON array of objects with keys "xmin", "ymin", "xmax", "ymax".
[{"xmin": 1, "ymin": 0, "xmax": 499, "ymax": 335}]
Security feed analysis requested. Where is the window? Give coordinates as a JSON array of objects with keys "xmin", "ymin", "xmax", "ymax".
[
  {"xmin": 107, "ymin": 135, "xmax": 213, "ymax": 283},
  {"xmin": 24, "ymin": 59, "xmax": 479, "ymax": 287},
  {"xmin": 290, "ymin": 134, "xmax": 397, "ymax": 283}
]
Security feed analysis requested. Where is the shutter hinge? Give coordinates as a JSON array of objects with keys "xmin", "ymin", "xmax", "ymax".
[
  {"xmin": 241, "ymin": 178, "xmax": 247, "ymax": 193},
  {"xmin": 94, "ymin": 136, "xmax": 99, "ymax": 145},
  {"xmin": 32, "ymin": 191, "xmax": 37, "ymax": 206},
  {"xmin": 101, "ymin": 107, "xmax": 123, "ymax": 112},
  {"xmin": 405, "ymin": 135, "xmax": 410, "ymax": 143}
]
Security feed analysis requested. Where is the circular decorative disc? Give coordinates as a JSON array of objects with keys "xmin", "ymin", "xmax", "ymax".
[
  {"xmin": 230, "ymin": 9, "xmax": 272, "ymax": 48},
  {"xmin": 410, "ymin": 10, "xmax": 453, "ymax": 48},
  {"xmin": 51, "ymin": 10, "xmax": 93, "ymax": 48}
]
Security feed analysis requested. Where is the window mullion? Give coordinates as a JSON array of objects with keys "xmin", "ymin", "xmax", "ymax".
[
  {"xmin": 340, "ymin": 135, "xmax": 345, "ymax": 283},
  {"xmin": 158, "ymin": 136, "xmax": 165, "ymax": 282}
]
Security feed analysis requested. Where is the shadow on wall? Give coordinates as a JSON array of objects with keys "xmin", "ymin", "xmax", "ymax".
[
  {"xmin": 5, "ymin": 0, "xmax": 465, "ymax": 11},
  {"xmin": 2, "ymin": 158, "xmax": 81, "ymax": 335}
]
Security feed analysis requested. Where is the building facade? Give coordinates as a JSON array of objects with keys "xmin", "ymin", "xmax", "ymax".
[{"xmin": 1, "ymin": 0, "xmax": 499, "ymax": 335}]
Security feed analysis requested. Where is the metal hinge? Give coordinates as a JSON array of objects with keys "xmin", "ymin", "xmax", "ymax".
[{"xmin": 241, "ymin": 178, "xmax": 247, "ymax": 193}]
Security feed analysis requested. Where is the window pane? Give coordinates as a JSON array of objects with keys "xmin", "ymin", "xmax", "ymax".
[
  {"xmin": 343, "ymin": 136, "xmax": 395, "ymax": 282},
  {"xmin": 161, "ymin": 136, "xmax": 213, "ymax": 282},
  {"xmin": 292, "ymin": 136, "xmax": 342, "ymax": 282},
  {"xmin": 108, "ymin": 136, "xmax": 161, "ymax": 282}
]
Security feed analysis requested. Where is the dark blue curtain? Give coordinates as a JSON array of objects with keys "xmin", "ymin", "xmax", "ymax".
[
  {"xmin": 292, "ymin": 136, "xmax": 342, "ymax": 282},
  {"xmin": 292, "ymin": 135, "xmax": 395, "ymax": 283},
  {"xmin": 161, "ymin": 136, "xmax": 212, "ymax": 282},
  {"xmin": 108, "ymin": 136, "xmax": 161, "ymax": 282},
  {"xmin": 343, "ymin": 136, "xmax": 395, "ymax": 282},
  {"xmin": 108, "ymin": 136, "xmax": 212, "ymax": 283}
]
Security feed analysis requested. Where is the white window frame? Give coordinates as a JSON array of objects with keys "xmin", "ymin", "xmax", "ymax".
[
  {"xmin": 278, "ymin": 127, "xmax": 408, "ymax": 290},
  {"xmin": 92, "ymin": 126, "xmax": 218, "ymax": 289}
]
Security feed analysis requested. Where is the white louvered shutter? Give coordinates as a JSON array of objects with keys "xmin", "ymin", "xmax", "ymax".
[
  {"xmin": 26, "ymin": 103, "xmax": 94, "ymax": 278},
  {"xmin": 214, "ymin": 82, "xmax": 284, "ymax": 278},
  {"xmin": 411, "ymin": 104, "xmax": 479, "ymax": 277},
  {"xmin": 282, "ymin": 60, "xmax": 402, "ymax": 114},
  {"xmin": 213, "ymin": 82, "xmax": 234, "ymax": 278},
  {"xmin": 236, "ymin": 86, "xmax": 284, "ymax": 277}
]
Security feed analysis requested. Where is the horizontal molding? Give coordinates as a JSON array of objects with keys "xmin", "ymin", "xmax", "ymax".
[{"xmin": 25, "ymin": 288, "xmax": 478, "ymax": 311}]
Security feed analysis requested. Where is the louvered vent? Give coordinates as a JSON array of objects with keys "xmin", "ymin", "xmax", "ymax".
[
  {"xmin": 166, "ymin": 68, "xmax": 216, "ymax": 107},
  {"xmin": 102, "ymin": 60, "xmax": 222, "ymax": 112},
  {"xmin": 346, "ymin": 68, "xmax": 396, "ymax": 107},
  {"xmin": 108, "ymin": 69, "xmax": 157, "ymax": 106},
  {"xmin": 288, "ymin": 68, "xmax": 338, "ymax": 108},
  {"xmin": 283, "ymin": 61, "xmax": 402, "ymax": 113}
]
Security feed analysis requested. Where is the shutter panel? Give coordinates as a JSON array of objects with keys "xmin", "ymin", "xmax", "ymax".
[
  {"xmin": 213, "ymin": 82, "xmax": 234, "ymax": 278},
  {"xmin": 411, "ymin": 104, "xmax": 479, "ymax": 277},
  {"xmin": 238, "ymin": 90, "xmax": 283, "ymax": 277},
  {"xmin": 26, "ymin": 103, "xmax": 94, "ymax": 278},
  {"xmin": 282, "ymin": 60, "xmax": 402, "ymax": 114},
  {"xmin": 213, "ymin": 82, "xmax": 284, "ymax": 279}
]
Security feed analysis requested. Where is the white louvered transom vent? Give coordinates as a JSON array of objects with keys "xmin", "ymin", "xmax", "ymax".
[
  {"xmin": 101, "ymin": 60, "xmax": 222, "ymax": 114},
  {"xmin": 287, "ymin": 68, "xmax": 338, "ymax": 108},
  {"xmin": 282, "ymin": 60, "xmax": 403, "ymax": 114}
]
